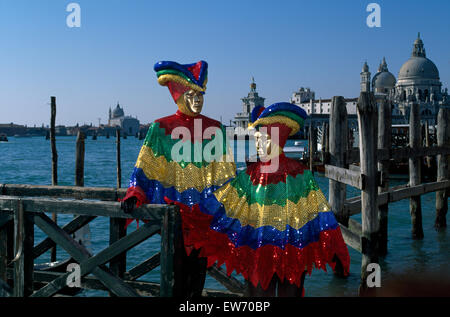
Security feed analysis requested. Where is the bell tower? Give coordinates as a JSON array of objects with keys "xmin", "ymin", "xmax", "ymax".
[{"xmin": 360, "ymin": 61, "xmax": 371, "ymax": 92}]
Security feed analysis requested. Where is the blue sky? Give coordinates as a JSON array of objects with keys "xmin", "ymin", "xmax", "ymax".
[{"xmin": 1, "ymin": 0, "xmax": 449, "ymax": 126}]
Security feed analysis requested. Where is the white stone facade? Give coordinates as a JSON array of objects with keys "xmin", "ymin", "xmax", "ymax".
[{"xmin": 289, "ymin": 89, "xmax": 358, "ymax": 115}]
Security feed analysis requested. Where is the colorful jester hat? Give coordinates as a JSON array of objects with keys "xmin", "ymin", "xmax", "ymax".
[
  {"xmin": 249, "ymin": 102, "xmax": 307, "ymax": 148},
  {"xmin": 154, "ymin": 60, "xmax": 208, "ymax": 104}
]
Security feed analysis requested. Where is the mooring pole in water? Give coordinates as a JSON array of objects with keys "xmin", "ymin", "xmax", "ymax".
[
  {"xmin": 309, "ymin": 125, "xmax": 317, "ymax": 173},
  {"xmin": 329, "ymin": 96, "xmax": 348, "ymax": 226},
  {"xmin": 109, "ymin": 127, "xmax": 126, "ymax": 297},
  {"xmin": 323, "ymin": 122, "xmax": 330, "ymax": 163},
  {"xmin": 435, "ymin": 105, "xmax": 450, "ymax": 229},
  {"xmin": 116, "ymin": 128, "xmax": 121, "ymax": 189},
  {"xmin": 377, "ymin": 98, "xmax": 391, "ymax": 256},
  {"xmin": 409, "ymin": 102, "xmax": 424, "ymax": 239},
  {"xmin": 424, "ymin": 121, "xmax": 432, "ymax": 169},
  {"xmin": 357, "ymin": 92, "xmax": 379, "ymax": 296},
  {"xmin": 50, "ymin": 96, "xmax": 58, "ymax": 262},
  {"xmin": 75, "ymin": 131, "xmax": 85, "ymax": 187},
  {"xmin": 320, "ymin": 122, "xmax": 326, "ymax": 162},
  {"xmin": 74, "ymin": 130, "xmax": 91, "ymax": 251}
]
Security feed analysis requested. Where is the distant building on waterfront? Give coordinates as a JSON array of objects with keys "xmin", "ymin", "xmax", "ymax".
[
  {"xmin": 55, "ymin": 125, "xmax": 67, "ymax": 136},
  {"xmin": 233, "ymin": 78, "xmax": 265, "ymax": 130},
  {"xmin": 0, "ymin": 123, "xmax": 48, "ymax": 137},
  {"xmin": 0, "ymin": 123, "xmax": 27, "ymax": 136},
  {"xmin": 108, "ymin": 103, "xmax": 140, "ymax": 136},
  {"xmin": 290, "ymin": 88, "xmax": 358, "ymax": 115},
  {"xmin": 361, "ymin": 33, "xmax": 449, "ymax": 125}
]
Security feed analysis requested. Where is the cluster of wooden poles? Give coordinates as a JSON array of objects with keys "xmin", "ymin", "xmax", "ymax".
[{"xmin": 321, "ymin": 92, "xmax": 449, "ymax": 295}]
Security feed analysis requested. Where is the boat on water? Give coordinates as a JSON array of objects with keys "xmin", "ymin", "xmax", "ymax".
[
  {"xmin": 13, "ymin": 134, "xmax": 33, "ymax": 138},
  {"xmin": 284, "ymin": 140, "xmax": 306, "ymax": 159},
  {"xmin": 0, "ymin": 133, "xmax": 8, "ymax": 142}
]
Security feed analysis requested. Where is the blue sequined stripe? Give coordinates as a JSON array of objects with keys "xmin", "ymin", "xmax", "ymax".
[
  {"xmin": 199, "ymin": 195, "xmax": 339, "ymax": 250},
  {"xmin": 129, "ymin": 167, "xmax": 220, "ymax": 206}
]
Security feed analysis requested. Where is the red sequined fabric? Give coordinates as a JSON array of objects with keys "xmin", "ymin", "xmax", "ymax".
[{"xmin": 166, "ymin": 198, "xmax": 350, "ymax": 291}]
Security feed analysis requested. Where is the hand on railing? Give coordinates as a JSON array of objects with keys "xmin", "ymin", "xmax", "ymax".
[{"xmin": 121, "ymin": 196, "xmax": 137, "ymax": 214}]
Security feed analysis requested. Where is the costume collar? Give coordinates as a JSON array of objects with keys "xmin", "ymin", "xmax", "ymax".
[{"xmin": 175, "ymin": 109, "xmax": 200, "ymax": 120}]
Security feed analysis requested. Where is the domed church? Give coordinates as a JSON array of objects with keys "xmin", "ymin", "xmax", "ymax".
[
  {"xmin": 108, "ymin": 103, "xmax": 140, "ymax": 136},
  {"xmin": 372, "ymin": 57, "xmax": 396, "ymax": 95},
  {"xmin": 360, "ymin": 33, "xmax": 449, "ymax": 125}
]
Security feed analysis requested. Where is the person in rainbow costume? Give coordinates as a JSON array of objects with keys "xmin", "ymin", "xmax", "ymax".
[
  {"xmin": 170, "ymin": 102, "xmax": 350, "ymax": 296},
  {"xmin": 121, "ymin": 60, "xmax": 236, "ymax": 297}
]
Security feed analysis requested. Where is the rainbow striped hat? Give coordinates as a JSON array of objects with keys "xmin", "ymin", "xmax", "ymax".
[
  {"xmin": 154, "ymin": 61, "xmax": 208, "ymax": 102},
  {"xmin": 249, "ymin": 102, "xmax": 307, "ymax": 136}
]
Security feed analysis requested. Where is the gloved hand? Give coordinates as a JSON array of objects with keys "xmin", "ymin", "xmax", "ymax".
[{"xmin": 121, "ymin": 196, "xmax": 137, "ymax": 214}]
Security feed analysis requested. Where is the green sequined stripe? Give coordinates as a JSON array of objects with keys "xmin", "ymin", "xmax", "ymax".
[
  {"xmin": 156, "ymin": 69, "xmax": 208, "ymax": 86},
  {"xmin": 156, "ymin": 69, "xmax": 195, "ymax": 84},
  {"xmin": 265, "ymin": 111, "xmax": 304, "ymax": 128},
  {"xmin": 229, "ymin": 168, "xmax": 320, "ymax": 206},
  {"xmin": 141, "ymin": 122, "xmax": 228, "ymax": 168}
]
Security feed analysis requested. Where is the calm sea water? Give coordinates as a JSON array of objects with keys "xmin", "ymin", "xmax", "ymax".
[{"xmin": 1, "ymin": 136, "xmax": 449, "ymax": 297}]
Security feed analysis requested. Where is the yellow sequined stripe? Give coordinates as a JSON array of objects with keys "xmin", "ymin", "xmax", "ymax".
[
  {"xmin": 248, "ymin": 116, "xmax": 300, "ymax": 136},
  {"xmin": 157, "ymin": 74, "xmax": 207, "ymax": 92},
  {"xmin": 214, "ymin": 184, "xmax": 331, "ymax": 231},
  {"xmin": 135, "ymin": 146, "xmax": 236, "ymax": 193}
]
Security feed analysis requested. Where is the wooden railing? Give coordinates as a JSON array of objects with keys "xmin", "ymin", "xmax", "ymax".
[{"xmin": 0, "ymin": 185, "xmax": 244, "ymax": 297}]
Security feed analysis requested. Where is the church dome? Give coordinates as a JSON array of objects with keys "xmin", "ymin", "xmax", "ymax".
[
  {"xmin": 398, "ymin": 57, "xmax": 439, "ymax": 80},
  {"xmin": 112, "ymin": 103, "xmax": 124, "ymax": 118},
  {"xmin": 372, "ymin": 57, "xmax": 396, "ymax": 91},
  {"xmin": 373, "ymin": 72, "xmax": 396, "ymax": 90},
  {"xmin": 398, "ymin": 33, "xmax": 440, "ymax": 81}
]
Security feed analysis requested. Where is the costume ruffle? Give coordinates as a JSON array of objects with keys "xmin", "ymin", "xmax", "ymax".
[
  {"xmin": 167, "ymin": 198, "xmax": 350, "ymax": 290},
  {"xmin": 164, "ymin": 156, "xmax": 350, "ymax": 290}
]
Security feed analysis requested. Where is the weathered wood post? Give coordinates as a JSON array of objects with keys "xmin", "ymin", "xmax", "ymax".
[
  {"xmin": 75, "ymin": 131, "xmax": 85, "ymax": 187},
  {"xmin": 244, "ymin": 134, "xmax": 250, "ymax": 162},
  {"xmin": 377, "ymin": 98, "xmax": 391, "ymax": 256},
  {"xmin": 308, "ymin": 123, "xmax": 312, "ymax": 171},
  {"xmin": 357, "ymin": 92, "xmax": 379, "ymax": 296},
  {"xmin": 116, "ymin": 128, "xmax": 122, "ymax": 189},
  {"xmin": 329, "ymin": 96, "xmax": 348, "ymax": 225},
  {"xmin": 74, "ymin": 130, "xmax": 92, "ymax": 254},
  {"xmin": 110, "ymin": 128, "xmax": 126, "ymax": 287},
  {"xmin": 324, "ymin": 122, "xmax": 329, "ymax": 161},
  {"xmin": 321, "ymin": 122, "xmax": 326, "ymax": 162},
  {"xmin": 12, "ymin": 199, "xmax": 34, "ymax": 297},
  {"xmin": 435, "ymin": 105, "xmax": 450, "ymax": 229},
  {"xmin": 24, "ymin": 211, "xmax": 34, "ymax": 297},
  {"xmin": 309, "ymin": 126, "xmax": 317, "ymax": 173},
  {"xmin": 0, "ymin": 213, "xmax": 12, "ymax": 294},
  {"xmin": 409, "ymin": 103, "xmax": 424, "ymax": 239},
  {"xmin": 347, "ymin": 128, "xmax": 353, "ymax": 151},
  {"xmin": 160, "ymin": 205, "xmax": 181, "ymax": 297},
  {"xmin": 424, "ymin": 121, "xmax": 432, "ymax": 169},
  {"xmin": 50, "ymin": 96, "xmax": 58, "ymax": 186},
  {"xmin": 50, "ymin": 96, "xmax": 58, "ymax": 262},
  {"xmin": 308, "ymin": 124, "xmax": 311, "ymax": 167},
  {"xmin": 0, "ymin": 221, "xmax": 7, "ymax": 286}
]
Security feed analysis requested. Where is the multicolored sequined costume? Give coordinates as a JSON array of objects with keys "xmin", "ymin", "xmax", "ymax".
[
  {"xmin": 170, "ymin": 103, "xmax": 350, "ymax": 291},
  {"xmin": 123, "ymin": 61, "xmax": 236, "ymax": 233}
]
